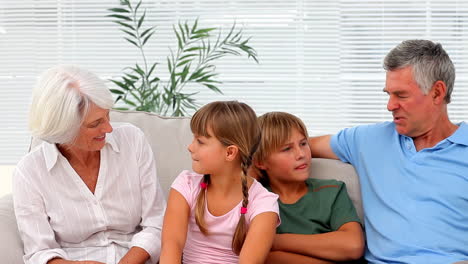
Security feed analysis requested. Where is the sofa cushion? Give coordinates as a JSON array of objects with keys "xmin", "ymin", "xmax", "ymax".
[
  {"xmin": 0, "ymin": 194, "xmax": 24, "ymax": 264},
  {"xmin": 109, "ymin": 110, "xmax": 193, "ymax": 197}
]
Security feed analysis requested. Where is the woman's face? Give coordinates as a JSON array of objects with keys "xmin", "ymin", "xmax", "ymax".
[{"xmin": 73, "ymin": 103, "xmax": 113, "ymax": 152}]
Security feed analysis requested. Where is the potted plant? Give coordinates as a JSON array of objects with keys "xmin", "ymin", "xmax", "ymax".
[{"xmin": 108, "ymin": 0, "xmax": 258, "ymax": 116}]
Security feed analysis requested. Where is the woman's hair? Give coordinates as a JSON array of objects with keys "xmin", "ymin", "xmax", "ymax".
[
  {"xmin": 29, "ymin": 65, "xmax": 114, "ymax": 144},
  {"xmin": 252, "ymin": 112, "xmax": 309, "ymax": 186},
  {"xmin": 190, "ymin": 100, "xmax": 260, "ymax": 255}
]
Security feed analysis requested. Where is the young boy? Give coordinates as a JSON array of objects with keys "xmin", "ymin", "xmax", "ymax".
[{"xmin": 253, "ymin": 112, "xmax": 364, "ymax": 264}]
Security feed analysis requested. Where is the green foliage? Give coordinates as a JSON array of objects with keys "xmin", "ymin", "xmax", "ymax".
[{"xmin": 108, "ymin": 0, "xmax": 258, "ymax": 116}]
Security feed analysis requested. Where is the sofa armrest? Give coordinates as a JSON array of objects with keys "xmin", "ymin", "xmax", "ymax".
[{"xmin": 0, "ymin": 194, "xmax": 24, "ymax": 264}]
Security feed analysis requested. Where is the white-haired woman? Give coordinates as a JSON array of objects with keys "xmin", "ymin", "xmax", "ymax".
[{"xmin": 12, "ymin": 65, "xmax": 165, "ymax": 264}]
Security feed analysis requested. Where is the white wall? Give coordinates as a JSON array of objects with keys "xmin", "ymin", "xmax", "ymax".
[{"xmin": 0, "ymin": 165, "xmax": 15, "ymax": 197}]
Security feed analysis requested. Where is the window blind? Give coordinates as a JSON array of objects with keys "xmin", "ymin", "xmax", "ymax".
[{"xmin": 1, "ymin": 0, "xmax": 468, "ymax": 165}]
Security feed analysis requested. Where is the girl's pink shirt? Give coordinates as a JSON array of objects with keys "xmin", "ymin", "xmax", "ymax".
[{"xmin": 171, "ymin": 170, "xmax": 280, "ymax": 264}]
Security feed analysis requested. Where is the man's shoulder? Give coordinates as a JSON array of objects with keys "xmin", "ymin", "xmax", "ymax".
[
  {"xmin": 354, "ymin": 121, "xmax": 395, "ymax": 133},
  {"xmin": 336, "ymin": 121, "xmax": 396, "ymax": 142}
]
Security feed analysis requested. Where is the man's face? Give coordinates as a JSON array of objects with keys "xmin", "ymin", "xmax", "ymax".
[{"xmin": 384, "ymin": 66, "xmax": 437, "ymax": 137}]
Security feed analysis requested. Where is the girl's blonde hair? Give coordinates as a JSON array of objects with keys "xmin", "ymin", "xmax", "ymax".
[
  {"xmin": 253, "ymin": 112, "xmax": 309, "ymax": 186},
  {"xmin": 190, "ymin": 101, "xmax": 260, "ymax": 255}
]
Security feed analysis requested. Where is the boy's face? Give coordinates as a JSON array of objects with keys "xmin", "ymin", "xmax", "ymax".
[{"xmin": 258, "ymin": 128, "xmax": 311, "ymax": 184}]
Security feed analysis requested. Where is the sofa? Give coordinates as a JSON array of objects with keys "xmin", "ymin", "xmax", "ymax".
[{"xmin": 0, "ymin": 110, "xmax": 363, "ymax": 264}]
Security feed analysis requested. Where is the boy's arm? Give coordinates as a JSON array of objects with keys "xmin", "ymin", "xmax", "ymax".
[
  {"xmin": 159, "ymin": 189, "xmax": 190, "ymax": 264},
  {"xmin": 272, "ymin": 222, "xmax": 364, "ymax": 262},
  {"xmin": 239, "ymin": 212, "xmax": 278, "ymax": 264},
  {"xmin": 266, "ymin": 251, "xmax": 334, "ymax": 264},
  {"xmin": 308, "ymin": 135, "xmax": 339, "ymax": 160}
]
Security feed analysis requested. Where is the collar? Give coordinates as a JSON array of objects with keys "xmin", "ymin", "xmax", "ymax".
[
  {"xmin": 105, "ymin": 131, "xmax": 120, "ymax": 153},
  {"xmin": 42, "ymin": 131, "xmax": 120, "ymax": 171},
  {"xmin": 447, "ymin": 122, "xmax": 468, "ymax": 146}
]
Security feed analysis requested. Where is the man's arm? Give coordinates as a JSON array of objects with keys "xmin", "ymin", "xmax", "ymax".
[{"xmin": 308, "ymin": 135, "xmax": 339, "ymax": 160}]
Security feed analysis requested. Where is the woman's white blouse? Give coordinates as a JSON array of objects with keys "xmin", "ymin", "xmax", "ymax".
[{"xmin": 13, "ymin": 123, "xmax": 166, "ymax": 264}]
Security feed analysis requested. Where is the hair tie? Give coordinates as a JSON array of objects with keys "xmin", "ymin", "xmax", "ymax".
[
  {"xmin": 200, "ymin": 182, "xmax": 208, "ymax": 189},
  {"xmin": 240, "ymin": 207, "xmax": 247, "ymax": 214}
]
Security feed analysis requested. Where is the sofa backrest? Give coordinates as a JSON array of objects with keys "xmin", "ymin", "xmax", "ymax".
[
  {"xmin": 30, "ymin": 110, "xmax": 363, "ymax": 222},
  {"xmin": 110, "ymin": 110, "xmax": 364, "ymax": 222},
  {"xmin": 110, "ymin": 110, "xmax": 193, "ymax": 197}
]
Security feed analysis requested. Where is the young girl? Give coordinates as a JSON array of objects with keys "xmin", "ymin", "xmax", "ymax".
[
  {"xmin": 160, "ymin": 101, "xmax": 280, "ymax": 264},
  {"xmin": 253, "ymin": 112, "xmax": 364, "ymax": 264}
]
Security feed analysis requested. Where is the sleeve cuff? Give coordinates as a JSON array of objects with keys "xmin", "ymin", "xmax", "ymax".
[
  {"xmin": 25, "ymin": 248, "xmax": 68, "ymax": 264},
  {"xmin": 130, "ymin": 227, "xmax": 162, "ymax": 264},
  {"xmin": 330, "ymin": 133, "xmax": 348, "ymax": 163}
]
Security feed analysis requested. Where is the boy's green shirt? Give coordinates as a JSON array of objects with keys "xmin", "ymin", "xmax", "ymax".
[{"xmin": 267, "ymin": 178, "xmax": 361, "ymax": 234}]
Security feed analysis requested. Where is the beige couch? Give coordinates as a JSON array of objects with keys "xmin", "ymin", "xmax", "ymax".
[{"xmin": 0, "ymin": 110, "xmax": 363, "ymax": 264}]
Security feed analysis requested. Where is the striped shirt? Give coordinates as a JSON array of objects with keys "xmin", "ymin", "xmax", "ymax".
[{"xmin": 13, "ymin": 123, "xmax": 165, "ymax": 264}]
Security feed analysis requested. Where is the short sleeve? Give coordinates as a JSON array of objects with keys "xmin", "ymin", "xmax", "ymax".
[
  {"xmin": 330, "ymin": 182, "xmax": 361, "ymax": 230},
  {"xmin": 247, "ymin": 181, "xmax": 280, "ymax": 225},
  {"xmin": 331, "ymin": 126, "xmax": 362, "ymax": 165},
  {"xmin": 171, "ymin": 170, "xmax": 204, "ymax": 209}
]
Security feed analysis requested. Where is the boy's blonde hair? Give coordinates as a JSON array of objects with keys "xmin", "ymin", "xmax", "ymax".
[
  {"xmin": 190, "ymin": 101, "xmax": 260, "ymax": 255},
  {"xmin": 253, "ymin": 112, "xmax": 309, "ymax": 186}
]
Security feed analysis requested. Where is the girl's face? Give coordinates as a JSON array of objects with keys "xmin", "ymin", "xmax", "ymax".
[
  {"xmin": 187, "ymin": 128, "xmax": 228, "ymax": 175},
  {"xmin": 258, "ymin": 128, "xmax": 311, "ymax": 184}
]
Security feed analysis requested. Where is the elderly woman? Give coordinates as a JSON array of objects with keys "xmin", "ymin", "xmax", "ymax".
[{"xmin": 12, "ymin": 65, "xmax": 165, "ymax": 264}]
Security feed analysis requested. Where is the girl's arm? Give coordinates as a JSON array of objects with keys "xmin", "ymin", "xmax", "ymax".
[
  {"xmin": 159, "ymin": 189, "xmax": 190, "ymax": 264},
  {"xmin": 266, "ymin": 251, "xmax": 334, "ymax": 264},
  {"xmin": 272, "ymin": 222, "xmax": 364, "ymax": 262},
  {"xmin": 238, "ymin": 212, "xmax": 278, "ymax": 264}
]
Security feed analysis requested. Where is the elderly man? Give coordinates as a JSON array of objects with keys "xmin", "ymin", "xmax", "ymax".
[{"xmin": 309, "ymin": 40, "xmax": 468, "ymax": 264}]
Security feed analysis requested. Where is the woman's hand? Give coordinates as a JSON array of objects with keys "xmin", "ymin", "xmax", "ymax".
[{"xmin": 117, "ymin": 246, "xmax": 150, "ymax": 264}]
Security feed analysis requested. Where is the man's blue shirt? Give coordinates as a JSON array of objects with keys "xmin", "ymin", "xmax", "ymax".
[{"xmin": 331, "ymin": 121, "xmax": 468, "ymax": 264}]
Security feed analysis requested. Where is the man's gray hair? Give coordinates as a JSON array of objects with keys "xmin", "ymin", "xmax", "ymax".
[
  {"xmin": 29, "ymin": 65, "xmax": 114, "ymax": 144},
  {"xmin": 383, "ymin": 39, "xmax": 455, "ymax": 103}
]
